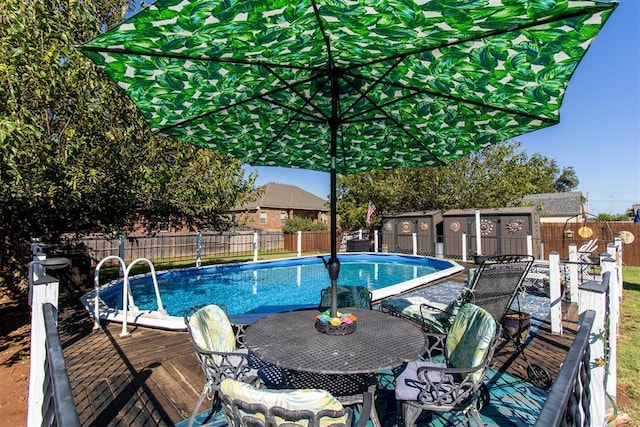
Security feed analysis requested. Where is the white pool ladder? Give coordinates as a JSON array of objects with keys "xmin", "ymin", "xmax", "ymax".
[{"xmin": 92, "ymin": 256, "xmax": 166, "ymax": 338}]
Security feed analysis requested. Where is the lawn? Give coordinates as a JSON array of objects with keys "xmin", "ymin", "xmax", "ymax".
[{"xmin": 619, "ymin": 266, "xmax": 640, "ymax": 425}]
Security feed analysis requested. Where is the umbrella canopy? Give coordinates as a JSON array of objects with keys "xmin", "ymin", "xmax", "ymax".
[{"xmin": 81, "ymin": 0, "xmax": 617, "ymax": 317}]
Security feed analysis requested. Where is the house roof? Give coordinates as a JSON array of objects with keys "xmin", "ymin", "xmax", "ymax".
[
  {"xmin": 233, "ymin": 182, "xmax": 328, "ymax": 211},
  {"xmin": 521, "ymin": 192, "xmax": 583, "ymax": 216}
]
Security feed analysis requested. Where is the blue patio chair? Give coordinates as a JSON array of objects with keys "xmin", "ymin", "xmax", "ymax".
[
  {"xmin": 394, "ymin": 303, "xmax": 501, "ymax": 426},
  {"xmin": 219, "ymin": 378, "xmax": 352, "ymax": 427}
]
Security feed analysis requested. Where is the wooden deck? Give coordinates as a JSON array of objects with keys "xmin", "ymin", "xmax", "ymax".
[{"xmin": 58, "ymin": 271, "xmax": 580, "ymax": 426}]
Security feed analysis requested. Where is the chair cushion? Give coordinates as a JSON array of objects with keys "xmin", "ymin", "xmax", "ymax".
[
  {"xmin": 446, "ymin": 304, "xmax": 496, "ymax": 381},
  {"xmin": 189, "ymin": 304, "xmax": 236, "ymax": 364},
  {"xmin": 381, "ymin": 297, "xmax": 448, "ymax": 333},
  {"xmin": 220, "ymin": 378, "xmax": 349, "ymax": 426},
  {"xmin": 394, "ymin": 360, "xmax": 448, "ymax": 401}
]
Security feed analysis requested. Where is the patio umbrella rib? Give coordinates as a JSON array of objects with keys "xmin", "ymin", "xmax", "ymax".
[
  {"xmin": 157, "ymin": 72, "xmax": 328, "ymax": 134},
  {"xmin": 342, "ymin": 73, "xmax": 559, "ymax": 125}
]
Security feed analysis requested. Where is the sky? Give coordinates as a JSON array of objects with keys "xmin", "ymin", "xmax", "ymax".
[{"xmin": 245, "ymin": 0, "xmax": 640, "ymax": 216}]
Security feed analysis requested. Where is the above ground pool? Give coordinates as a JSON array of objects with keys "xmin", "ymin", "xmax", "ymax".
[{"xmin": 81, "ymin": 252, "xmax": 463, "ymax": 330}]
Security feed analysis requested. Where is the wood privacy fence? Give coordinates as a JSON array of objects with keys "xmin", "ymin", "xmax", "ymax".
[
  {"xmin": 540, "ymin": 222, "xmax": 640, "ymax": 266},
  {"xmin": 69, "ymin": 222, "xmax": 640, "ymax": 267}
]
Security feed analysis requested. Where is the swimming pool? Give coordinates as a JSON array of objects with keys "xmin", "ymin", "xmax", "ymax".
[{"xmin": 81, "ymin": 252, "xmax": 463, "ymax": 330}]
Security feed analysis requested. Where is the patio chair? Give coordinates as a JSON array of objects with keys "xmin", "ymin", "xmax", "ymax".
[
  {"xmin": 219, "ymin": 378, "xmax": 352, "ymax": 427},
  {"xmin": 319, "ymin": 285, "xmax": 373, "ymax": 309},
  {"xmin": 394, "ymin": 303, "xmax": 500, "ymax": 426},
  {"xmin": 184, "ymin": 304, "xmax": 269, "ymax": 427},
  {"xmin": 380, "ymin": 255, "xmax": 534, "ymax": 334}
]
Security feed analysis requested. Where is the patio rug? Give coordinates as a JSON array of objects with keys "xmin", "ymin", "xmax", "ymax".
[{"xmin": 174, "ymin": 367, "xmax": 548, "ymax": 426}]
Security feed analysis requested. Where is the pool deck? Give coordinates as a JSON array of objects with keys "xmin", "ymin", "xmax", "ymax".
[{"xmin": 58, "ymin": 266, "xmax": 579, "ymax": 426}]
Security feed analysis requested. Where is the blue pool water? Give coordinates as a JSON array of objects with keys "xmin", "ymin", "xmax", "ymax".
[{"xmin": 98, "ymin": 253, "xmax": 458, "ymax": 317}]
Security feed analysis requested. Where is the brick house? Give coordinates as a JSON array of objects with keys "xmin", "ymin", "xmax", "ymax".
[{"xmin": 230, "ymin": 182, "xmax": 329, "ymax": 232}]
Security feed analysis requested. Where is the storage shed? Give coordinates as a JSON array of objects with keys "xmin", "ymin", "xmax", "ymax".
[
  {"xmin": 381, "ymin": 211, "xmax": 442, "ymax": 255},
  {"xmin": 442, "ymin": 207, "xmax": 540, "ymax": 258}
]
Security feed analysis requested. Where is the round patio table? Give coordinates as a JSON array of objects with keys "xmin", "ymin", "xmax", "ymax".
[
  {"xmin": 244, "ymin": 308, "xmax": 427, "ymax": 427},
  {"xmin": 244, "ymin": 307, "xmax": 427, "ymax": 374}
]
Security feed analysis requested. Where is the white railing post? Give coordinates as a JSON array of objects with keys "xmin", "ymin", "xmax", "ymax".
[
  {"xmin": 461, "ymin": 233, "xmax": 467, "ymax": 263},
  {"xmin": 412, "ymin": 232, "xmax": 417, "ymax": 256},
  {"xmin": 374, "ymin": 230, "xmax": 379, "ymax": 252},
  {"xmin": 253, "ymin": 232, "xmax": 259, "ymax": 262},
  {"xmin": 526, "ymin": 235, "xmax": 533, "ymax": 257},
  {"xmin": 27, "ymin": 256, "xmax": 70, "ymax": 427},
  {"xmin": 297, "ymin": 231, "xmax": 302, "ymax": 257},
  {"xmin": 601, "ymin": 254, "xmax": 618, "ymax": 403},
  {"xmin": 549, "ymin": 251, "xmax": 563, "ymax": 335},
  {"xmin": 614, "ymin": 238, "xmax": 623, "ymax": 300},
  {"xmin": 475, "ymin": 209, "xmax": 482, "ymax": 256},
  {"xmin": 578, "ymin": 277, "xmax": 608, "ymax": 426},
  {"xmin": 568, "ymin": 243, "xmax": 579, "ymax": 303},
  {"xmin": 358, "ymin": 229, "xmax": 363, "ymax": 240}
]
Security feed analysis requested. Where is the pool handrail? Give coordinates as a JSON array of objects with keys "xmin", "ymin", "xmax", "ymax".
[
  {"xmin": 93, "ymin": 256, "xmax": 127, "ymax": 330},
  {"xmin": 121, "ymin": 258, "xmax": 166, "ymax": 338}
]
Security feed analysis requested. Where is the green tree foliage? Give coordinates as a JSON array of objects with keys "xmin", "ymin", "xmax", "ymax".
[
  {"xmin": 337, "ymin": 141, "xmax": 577, "ymax": 228},
  {"xmin": 281, "ymin": 217, "xmax": 328, "ymax": 234},
  {"xmin": 554, "ymin": 167, "xmax": 579, "ymax": 192},
  {"xmin": 0, "ymin": 0, "xmax": 257, "ymax": 271}
]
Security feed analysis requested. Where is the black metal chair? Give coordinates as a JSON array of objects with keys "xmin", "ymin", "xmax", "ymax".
[
  {"xmin": 184, "ymin": 304, "xmax": 266, "ymax": 427},
  {"xmin": 381, "ymin": 255, "xmax": 534, "ymax": 333},
  {"xmin": 394, "ymin": 303, "xmax": 501, "ymax": 426}
]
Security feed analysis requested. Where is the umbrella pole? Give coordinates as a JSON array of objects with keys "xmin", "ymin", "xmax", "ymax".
[
  {"xmin": 328, "ymin": 163, "xmax": 340, "ymax": 318},
  {"xmin": 327, "ymin": 70, "xmax": 340, "ymax": 319}
]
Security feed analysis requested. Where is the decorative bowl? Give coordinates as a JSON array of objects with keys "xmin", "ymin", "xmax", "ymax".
[{"xmin": 315, "ymin": 311, "xmax": 357, "ymax": 335}]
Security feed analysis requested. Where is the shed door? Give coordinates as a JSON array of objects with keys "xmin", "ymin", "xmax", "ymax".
[{"xmin": 469, "ymin": 217, "xmax": 499, "ymax": 256}]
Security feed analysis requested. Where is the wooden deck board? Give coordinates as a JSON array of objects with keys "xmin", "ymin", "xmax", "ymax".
[{"xmin": 59, "ymin": 278, "xmax": 580, "ymax": 426}]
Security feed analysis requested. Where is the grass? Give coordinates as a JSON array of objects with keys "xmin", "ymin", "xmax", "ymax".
[{"xmin": 619, "ymin": 266, "xmax": 640, "ymax": 425}]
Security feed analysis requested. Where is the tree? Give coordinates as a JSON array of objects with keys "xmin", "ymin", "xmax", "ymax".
[
  {"xmin": 554, "ymin": 167, "xmax": 579, "ymax": 192},
  {"xmin": 336, "ymin": 141, "xmax": 574, "ymax": 228},
  {"xmin": 0, "ymin": 0, "xmax": 257, "ymax": 276}
]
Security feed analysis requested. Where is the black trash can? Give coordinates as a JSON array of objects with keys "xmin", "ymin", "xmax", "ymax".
[{"xmin": 347, "ymin": 239, "xmax": 370, "ymax": 252}]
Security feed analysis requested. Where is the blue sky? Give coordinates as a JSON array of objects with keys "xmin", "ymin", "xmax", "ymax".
[{"xmin": 246, "ymin": 0, "xmax": 639, "ymax": 216}]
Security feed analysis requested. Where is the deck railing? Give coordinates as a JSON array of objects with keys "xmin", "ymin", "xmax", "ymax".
[
  {"xmin": 41, "ymin": 303, "xmax": 81, "ymax": 427},
  {"xmin": 535, "ymin": 309, "xmax": 596, "ymax": 427}
]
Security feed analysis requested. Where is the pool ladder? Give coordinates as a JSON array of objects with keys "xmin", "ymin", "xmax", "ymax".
[{"xmin": 93, "ymin": 256, "xmax": 166, "ymax": 337}]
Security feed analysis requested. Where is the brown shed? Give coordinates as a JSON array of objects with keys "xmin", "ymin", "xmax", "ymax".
[
  {"xmin": 381, "ymin": 211, "xmax": 443, "ymax": 255},
  {"xmin": 442, "ymin": 207, "xmax": 541, "ymax": 258}
]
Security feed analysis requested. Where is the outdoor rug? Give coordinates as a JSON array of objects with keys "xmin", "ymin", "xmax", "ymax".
[{"xmin": 174, "ymin": 367, "xmax": 548, "ymax": 427}]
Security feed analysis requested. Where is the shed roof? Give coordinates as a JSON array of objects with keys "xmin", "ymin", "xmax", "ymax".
[
  {"xmin": 233, "ymin": 182, "xmax": 328, "ymax": 211},
  {"xmin": 521, "ymin": 192, "xmax": 583, "ymax": 216},
  {"xmin": 443, "ymin": 206, "xmax": 538, "ymax": 216}
]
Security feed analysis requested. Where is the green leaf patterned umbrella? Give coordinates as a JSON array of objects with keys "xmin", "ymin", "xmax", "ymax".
[{"xmin": 81, "ymin": 0, "xmax": 617, "ymax": 317}]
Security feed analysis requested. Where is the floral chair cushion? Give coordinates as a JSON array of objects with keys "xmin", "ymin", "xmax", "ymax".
[
  {"xmin": 220, "ymin": 378, "xmax": 349, "ymax": 426},
  {"xmin": 188, "ymin": 304, "xmax": 236, "ymax": 365},
  {"xmin": 380, "ymin": 296, "xmax": 451, "ymax": 333},
  {"xmin": 446, "ymin": 303, "xmax": 496, "ymax": 381}
]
